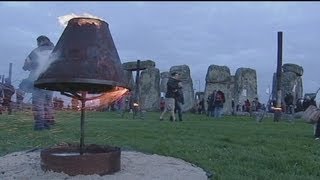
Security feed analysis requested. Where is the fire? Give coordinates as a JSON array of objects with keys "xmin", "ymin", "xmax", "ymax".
[
  {"xmin": 83, "ymin": 87, "xmax": 129, "ymax": 110},
  {"xmin": 77, "ymin": 18, "xmax": 102, "ymax": 27},
  {"xmin": 271, "ymin": 107, "xmax": 282, "ymax": 111}
]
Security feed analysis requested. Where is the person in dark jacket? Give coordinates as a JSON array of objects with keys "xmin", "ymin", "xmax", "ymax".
[
  {"xmin": 160, "ymin": 72, "xmax": 181, "ymax": 121},
  {"xmin": 198, "ymin": 98, "xmax": 205, "ymax": 114},
  {"xmin": 284, "ymin": 92, "xmax": 294, "ymax": 114},
  {"xmin": 213, "ymin": 90, "xmax": 225, "ymax": 118},
  {"xmin": 207, "ymin": 90, "xmax": 216, "ymax": 117},
  {"xmin": 170, "ymin": 87, "xmax": 184, "ymax": 121},
  {"xmin": 22, "ymin": 35, "xmax": 55, "ymax": 131}
]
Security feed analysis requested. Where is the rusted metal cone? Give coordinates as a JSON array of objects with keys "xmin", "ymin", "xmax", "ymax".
[{"xmin": 34, "ymin": 17, "xmax": 129, "ymax": 94}]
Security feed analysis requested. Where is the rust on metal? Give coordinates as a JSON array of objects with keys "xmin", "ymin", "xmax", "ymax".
[
  {"xmin": 34, "ymin": 17, "xmax": 130, "ymax": 94},
  {"xmin": 41, "ymin": 144, "xmax": 121, "ymax": 176}
]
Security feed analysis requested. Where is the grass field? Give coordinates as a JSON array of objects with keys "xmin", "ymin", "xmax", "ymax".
[{"xmin": 0, "ymin": 110, "xmax": 320, "ymax": 179}]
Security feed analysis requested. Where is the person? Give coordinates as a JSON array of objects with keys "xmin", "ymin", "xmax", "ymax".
[
  {"xmin": 116, "ymin": 92, "xmax": 129, "ymax": 118},
  {"xmin": 171, "ymin": 87, "xmax": 184, "ymax": 121},
  {"xmin": 21, "ymin": 35, "xmax": 55, "ymax": 131},
  {"xmin": 284, "ymin": 92, "xmax": 294, "ymax": 114},
  {"xmin": 314, "ymin": 118, "xmax": 320, "ymax": 140},
  {"xmin": 303, "ymin": 96, "xmax": 317, "ymax": 111},
  {"xmin": 231, "ymin": 98, "xmax": 235, "ymax": 115},
  {"xmin": 15, "ymin": 88, "xmax": 25, "ymax": 111},
  {"xmin": 71, "ymin": 98, "xmax": 79, "ymax": 110},
  {"xmin": 198, "ymin": 98, "xmax": 204, "ymax": 114},
  {"xmin": 160, "ymin": 72, "xmax": 181, "ymax": 122},
  {"xmin": 244, "ymin": 99, "xmax": 251, "ymax": 112},
  {"xmin": 295, "ymin": 98, "xmax": 304, "ymax": 112},
  {"xmin": 0, "ymin": 78, "xmax": 15, "ymax": 115},
  {"xmin": 213, "ymin": 90, "xmax": 225, "ymax": 118},
  {"xmin": 251, "ymin": 97, "xmax": 261, "ymax": 112},
  {"xmin": 207, "ymin": 90, "xmax": 216, "ymax": 117},
  {"xmin": 160, "ymin": 97, "xmax": 165, "ymax": 112}
]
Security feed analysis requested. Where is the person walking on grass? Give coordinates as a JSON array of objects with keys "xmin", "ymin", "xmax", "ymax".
[
  {"xmin": 21, "ymin": 35, "xmax": 55, "ymax": 131},
  {"xmin": 170, "ymin": 87, "xmax": 184, "ymax": 121},
  {"xmin": 160, "ymin": 72, "xmax": 182, "ymax": 122}
]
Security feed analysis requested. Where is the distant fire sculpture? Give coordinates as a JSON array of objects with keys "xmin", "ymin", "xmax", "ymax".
[{"xmin": 34, "ymin": 17, "xmax": 130, "ymax": 176}]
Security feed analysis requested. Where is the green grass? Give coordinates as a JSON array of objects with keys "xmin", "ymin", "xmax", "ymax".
[{"xmin": 1, "ymin": 110, "xmax": 320, "ymax": 180}]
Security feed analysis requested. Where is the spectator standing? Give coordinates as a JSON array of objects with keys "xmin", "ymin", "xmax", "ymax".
[
  {"xmin": 284, "ymin": 92, "xmax": 294, "ymax": 114},
  {"xmin": 213, "ymin": 90, "xmax": 225, "ymax": 118},
  {"xmin": 207, "ymin": 90, "xmax": 216, "ymax": 117}
]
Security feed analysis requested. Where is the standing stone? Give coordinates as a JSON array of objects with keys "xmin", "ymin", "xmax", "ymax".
[
  {"xmin": 123, "ymin": 70, "xmax": 134, "ymax": 91},
  {"xmin": 139, "ymin": 67, "xmax": 160, "ymax": 111},
  {"xmin": 272, "ymin": 63, "xmax": 303, "ymax": 104},
  {"xmin": 204, "ymin": 65, "xmax": 233, "ymax": 114},
  {"xmin": 206, "ymin": 65, "xmax": 231, "ymax": 83},
  {"xmin": 160, "ymin": 72, "xmax": 170, "ymax": 96},
  {"xmin": 295, "ymin": 77, "xmax": 303, "ymax": 101},
  {"xmin": 169, "ymin": 65, "xmax": 194, "ymax": 111},
  {"xmin": 234, "ymin": 68, "xmax": 258, "ymax": 108},
  {"xmin": 282, "ymin": 63, "xmax": 304, "ymax": 76},
  {"xmin": 122, "ymin": 60, "xmax": 155, "ymax": 70}
]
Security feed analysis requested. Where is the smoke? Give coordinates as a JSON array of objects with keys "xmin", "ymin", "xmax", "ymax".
[
  {"xmin": 58, "ymin": 13, "xmax": 105, "ymax": 28},
  {"xmin": 30, "ymin": 48, "xmax": 57, "ymax": 81}
]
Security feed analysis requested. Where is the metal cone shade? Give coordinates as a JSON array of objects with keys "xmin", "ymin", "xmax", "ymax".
[{"xmin": 34, "ymin": 17, "xmax": 128, "ymax": 94}]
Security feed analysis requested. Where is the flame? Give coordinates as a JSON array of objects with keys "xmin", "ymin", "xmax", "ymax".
[
  {"xmin": 133, "ymin": 103, "xmax": 139, "ymax": 107},
  {"xmin": 58, "ymin": 13, "xmax": 105, "ymax": 28},
  {"xmin": 271, "ymin": 107, "xmax": 282, "ymax": 111},
  {"xmin": 83, "ymin": 87, "xmax": 129, "ymax": 109}
]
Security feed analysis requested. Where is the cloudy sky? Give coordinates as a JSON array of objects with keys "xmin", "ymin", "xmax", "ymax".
[{"xmin": 1, "ymin": 1, "xmax": 320, "ymax": 104}]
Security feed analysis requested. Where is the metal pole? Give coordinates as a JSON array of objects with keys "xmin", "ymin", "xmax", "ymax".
[
  {"xmin": 9, "ymin": 63, "xmax": 12, "ymax": 85},
  {"xmin": 80, "ymin": 92, "xmax": 86, "ymax": 155},
  {"xmin": 136, "ymin": 60, "xmax": 140, "ymax": 107},
  {"xmin": 133, "ymin": 60, "xmax": 141, "ymax": 119},
  {"xmin": 274, "ymin": 31, "xmax": 283, "ymax": 122}
]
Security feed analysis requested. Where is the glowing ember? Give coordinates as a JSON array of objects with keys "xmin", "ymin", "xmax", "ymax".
[
  {"xmin": 77, "ymin": 18, "xmax": 102, "ymax": 27},
  {"xmin": 271, "ymin": 107, "xmax": 282, "ymax": 111},
  {"xmin": 58, "ymin": 13, "xmax": 105, "ymax": 28}
]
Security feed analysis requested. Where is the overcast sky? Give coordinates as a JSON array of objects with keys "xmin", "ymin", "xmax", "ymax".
[{"xmin": 1, "ymin": 1, "xmax": 320, "ymax": 104}]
